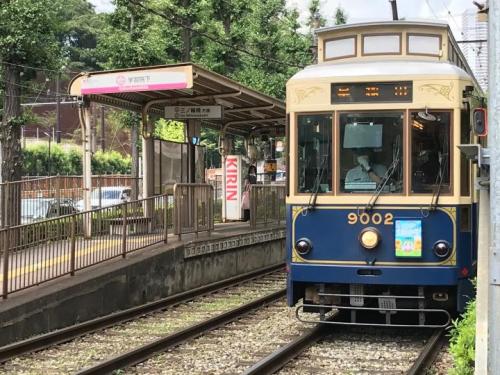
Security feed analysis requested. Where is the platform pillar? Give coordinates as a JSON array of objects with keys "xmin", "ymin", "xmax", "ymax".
[
  {"xmin": 142, "ymin": 113, "xmax": 155, "ymax": 220},
  {"xmin": 486, "ymin": 3, "xmax": 500, "ymax": 373},
  {"xmin": 81, "ymin": 103, "xmax": 92, "ymax": 238}
]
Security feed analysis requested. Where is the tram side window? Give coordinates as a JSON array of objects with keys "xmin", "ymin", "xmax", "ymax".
[
  {"xmin": 411, "ymin": 111, "xmax": 451, "ymax": 194},
  {"xmin": 339, "ymin": 112, "xmax": 404, "ymax": 193},
  {"xmin": 297, "ymin": 114, "xmax": 332, "ymax": 193}
]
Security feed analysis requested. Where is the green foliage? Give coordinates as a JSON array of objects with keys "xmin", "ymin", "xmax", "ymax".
[
  {"xmin": 92, "ymin": 150, "xmax": 131, "ymax": 174},
  {"xmin": 201, "ymin": 127, "xmax": 220, "ymax": 168},
  {"xmin": 154, "ymin": 119, "xmax": 185, "ymax": 142},
  {"xmin": 307, "ymin": 0, "xmax": 326, "ymax": 30},
  {"xmin": 96, "ymin": 0, "xmax": 179, "ymax": 69},
  {"xmin": 0, "ymin": 0, "xmax": 62, "ymax": 69},
  {"xmin": 57, "ymin": 0, "xmax": 105, "ymax": 71},
  {"xmin": 449, "ymin": 299, "xmax": 476, "ymax": 375},
  {"xmin": 23, "ymin": 144, "xmax": 81, "ymax": 176},
  {"xmin": 22, "ymin": 144, "xmax": 131, "ymax": 176},
  {"xmin": 334, "ymin": 6, "xmax": 348, "ymax": 25}
]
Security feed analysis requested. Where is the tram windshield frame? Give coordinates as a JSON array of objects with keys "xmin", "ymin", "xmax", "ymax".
[
  {"xmin": 338, "ymin": 111, "xmax": 404, "ymax": 194},
  {"xmin": 293, "ymin": 109, "xmax": 454, "ymax": 196}
]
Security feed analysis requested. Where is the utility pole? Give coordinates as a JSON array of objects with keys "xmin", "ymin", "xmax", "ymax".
[
  {"xmin": 311, "ymin": 12, "xmax": 321, "ymax": 64},
  {"xmin": 389, "ymin": 0, "xmax": 398, "ymax": 21},
  {"xmin": 181, "ymin": 0, "xmax": 191, "ymax": 62},
  {"xmin": 101, "ymin": 106, "xmax": 105, "ymax": 151},
  {"xmin": 56, "ymin": 71, "xmax": 61, "ymax": 143},
  {"xmin": 488, "ymin": 1, "xmax": 500, "ymax": 373}
]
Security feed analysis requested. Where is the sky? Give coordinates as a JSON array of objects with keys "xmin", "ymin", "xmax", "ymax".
[{"xmin": 89, "ymin": 0, "xmax": 477, "ymax": 37}]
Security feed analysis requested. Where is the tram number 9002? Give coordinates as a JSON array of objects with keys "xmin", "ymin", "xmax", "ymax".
[{"xmin": 347, "ymin": 212, "xmax": 393, "ymax": 225}]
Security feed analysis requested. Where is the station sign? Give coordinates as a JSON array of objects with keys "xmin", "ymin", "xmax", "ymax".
[
  {"xmin": 165, "ymin": 105, "xmax": 222, "ymax": 119},
  {"xmin": 80, "ymin": 66, "xmax": 192, "ymax": 95}
]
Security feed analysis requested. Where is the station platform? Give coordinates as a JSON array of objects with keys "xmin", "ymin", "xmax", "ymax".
[{"xmin": 0, "ymin": 222, "xmax": 286, "ymax": 346}]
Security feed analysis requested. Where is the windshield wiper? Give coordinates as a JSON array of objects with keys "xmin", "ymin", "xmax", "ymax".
[
  {"xmin": 364, "ymin": 157, "xmax": 400, "ymax": 212},
  {"xmin": 365, "ymin": 136, "xmax": 401, "ymax": 212},
  {"xmin": 306, "ymin": 153, "xmax": 329, "ymax": 213},
  {"xmin": 429, "ymin": 151, "xmax": 449, "ymax": 211}
]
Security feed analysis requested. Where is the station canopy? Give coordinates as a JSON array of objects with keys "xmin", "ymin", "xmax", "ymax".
[{"xmin": 68, "ymin": 63, "xmax": 286, "ymax": 137}]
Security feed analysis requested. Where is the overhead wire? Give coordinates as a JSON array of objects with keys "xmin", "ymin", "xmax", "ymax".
[
  {"xmin": 126, "ymin": 0, "xmax": 306, "ymax": 69},
  {"xmin": 439, "ymin": 0, "xmax": 480, "ymax": 54},
  {"xmin": 0, "ymin": 60, "xmax": 80, "ymax": 75}
]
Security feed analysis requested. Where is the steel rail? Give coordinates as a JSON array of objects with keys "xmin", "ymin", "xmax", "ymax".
[
  {"xmin": 0, "ymin": 263, "xmax": 284, "ymax": 363},
  {"xmin": 406, "ymin": 328, "xmax": 446, "ymax": 375},
  {"xmin": 76, "ymin": 289, "xmax": 286, "ymax": 375},
  {"xmin": 242, "ymin": 310, "xmax": 344, "ymax": 375},
  {"xmin": 241, "ymin": 323, "xmax": 329, "ymax": 375}
]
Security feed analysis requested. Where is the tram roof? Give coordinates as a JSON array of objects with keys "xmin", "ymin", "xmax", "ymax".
[
  {"xmin": 289, "ymin": 60, "xmax": 471, "ymax": 82},
  {"xmin": 68, "ymin": 63, "xmax": 285, "ymax": 137},
  {"xmin": 316, "ymin": 19, "xmax": 449, "ymax": 34}
]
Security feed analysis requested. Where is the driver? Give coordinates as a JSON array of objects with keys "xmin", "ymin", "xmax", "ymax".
[{"xmin": 345, "ymin": 149, "xmax": 387, "ymax": 185}]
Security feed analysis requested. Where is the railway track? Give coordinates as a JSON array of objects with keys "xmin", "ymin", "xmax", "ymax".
[
  {"xmin": 244, "ymin": 324, "xmax": 446, "ymax": 375},
  {"xmin": 0, "ymin": 264, "xmax": 285, "ymax": 374}
]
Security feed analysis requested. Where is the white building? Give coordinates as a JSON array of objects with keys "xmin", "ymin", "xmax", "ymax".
[{"xmin": 461, "ymin": 9, "xmax": 488, "ymax": 90}]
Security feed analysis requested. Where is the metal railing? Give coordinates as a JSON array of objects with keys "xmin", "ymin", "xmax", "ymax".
[
  {"xmin": 0, "ymin": 175, "xmax": 142, "ymax": 228},
  {"xmin": 249, "ymin": 184, "xmax": 286, "ymax": 229},
  {"xmin": 0, "ymin": 183, "xmax": 283, "ymax": 299},
  {"xmin": 1, "ymin": 194, "xmax": 167, "ymax": 299},
  {"xmin": 207, "ymin": 178, "xmax": 223, "ymax": 223},
  {"xmin": 174, "ymin": 183, "xmax": 214, "ymax": 239}
]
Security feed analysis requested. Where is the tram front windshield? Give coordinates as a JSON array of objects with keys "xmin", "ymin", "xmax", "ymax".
[{"xmin": 339, "ymin": 112, "xmax": 403, "ymax": 193}]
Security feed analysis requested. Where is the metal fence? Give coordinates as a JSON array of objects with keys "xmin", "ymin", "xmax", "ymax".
[
  {"xmin": 249, "ymin": 184, "xmax": 286, "ymax": 229},
  {"xmin": 207, "ymin": 178, "xmax": 223, "ymax": 223},
  {"xmin": 0, "ymin": 182, "xmax": 282, "ymax": 299},
  {"xmin": 0, "ymin": 175, "xmax": 142, "ymax": 228},
  {"xmin": 174, "ymin": 183, "xmax": 214, "ymax": 239},
  {"xmin": 1, "ymin": 194, "xmax": 167, "ymax": 298}
]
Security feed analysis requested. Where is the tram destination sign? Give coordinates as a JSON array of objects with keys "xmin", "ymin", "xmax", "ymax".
[
  {"xmin": 165, "ymin": 105, "xmax": 222, "ymax": 119},
  {"xmin": 331, "ymin": 81, "xmax": 413, "ymax": 104}
]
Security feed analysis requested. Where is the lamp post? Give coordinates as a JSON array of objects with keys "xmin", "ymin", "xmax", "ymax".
[{"xmin": 41, "ymin": 131, "xmax": 52, "ymax": 177}]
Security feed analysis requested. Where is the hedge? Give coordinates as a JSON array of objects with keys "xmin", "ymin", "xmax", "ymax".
[
  {"xmin": 449, "ymin": 298, "xmax": 476, "ymax": 375},
  {"xmin": 22, "ymin": 144, "xmax": 131, "ymax": 176}
]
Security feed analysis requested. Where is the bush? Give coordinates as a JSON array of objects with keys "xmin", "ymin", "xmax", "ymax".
[
  {"xmin": 22, "ymin": 144, "xmax": 131, "ymax": 176},
  {"xmin": 91, "ymin": 150, "xmax": 131, "ymax": 175},
  {"xmin": 449, "ymin": 298, "xmax": 476, "ymax": 375}
]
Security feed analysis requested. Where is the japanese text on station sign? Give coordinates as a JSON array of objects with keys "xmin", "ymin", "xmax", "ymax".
[{"xmin": 165, "ymin": 105, "xmax": 222, "ymax": 119}]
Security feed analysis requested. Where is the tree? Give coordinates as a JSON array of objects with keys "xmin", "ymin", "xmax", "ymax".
[
  {"xmin": 154, "ymin": 119, "xmax": 185, "ymax": 143},
  {"xmin": 307, "ymin": 0, "xmax": 326, "ymax": 31},
  {"xmin": 57, "ymin": 0, "xmax": 105, "ymax": 72},
  {"xmin": 0, "ymin": 0, "xmax": 62, "ymax": 183},
  {"xmin": 334, "ymin": 6, "xmax": 348, "ymax": 25},
  {"xmin": 0, "ymin": 0, "xmax": 64, "ymax": 227}
]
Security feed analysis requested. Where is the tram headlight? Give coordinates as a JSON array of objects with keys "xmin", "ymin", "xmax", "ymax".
[
  {"xmin": 433, "ymin": 240, "xmax": 451, "ymax": 258},
  {"xmin": 359, "ymin": 227, "xmax": 380, "ymax": 249},
  {"xmin": 295, "ymin": 238, "xmax": 313, "ymax": 255}
]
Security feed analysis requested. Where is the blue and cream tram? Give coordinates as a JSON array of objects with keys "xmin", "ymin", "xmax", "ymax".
[{"xmin": 285, "ymin": 20, "xmax": 485, "ymax": 326}]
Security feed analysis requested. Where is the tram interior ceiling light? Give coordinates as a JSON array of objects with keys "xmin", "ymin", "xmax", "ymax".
[
  {"xmin": 417, "ymin": 111, "xmax": 437, "ymax": 122},
  {"xmin": 295, "ymin": 238, "xmax": 313, "ymax": 255},
  {"xmin": 433, "ymin": 240, "xmax": 451, "ymax": 258}
]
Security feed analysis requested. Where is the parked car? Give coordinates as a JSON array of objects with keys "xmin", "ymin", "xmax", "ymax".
[
  {"xmin": 21, "ymin": 198, "xmax": 78, "ymax": 224},
  {"xmin": 75, "ymin": 186, "xmax": 132, "ymax": 211}
]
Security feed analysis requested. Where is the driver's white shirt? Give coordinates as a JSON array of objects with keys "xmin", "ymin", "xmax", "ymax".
[{"xmin": 345, "ymin": 164, "xmax": 387, "ymax": 183}]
